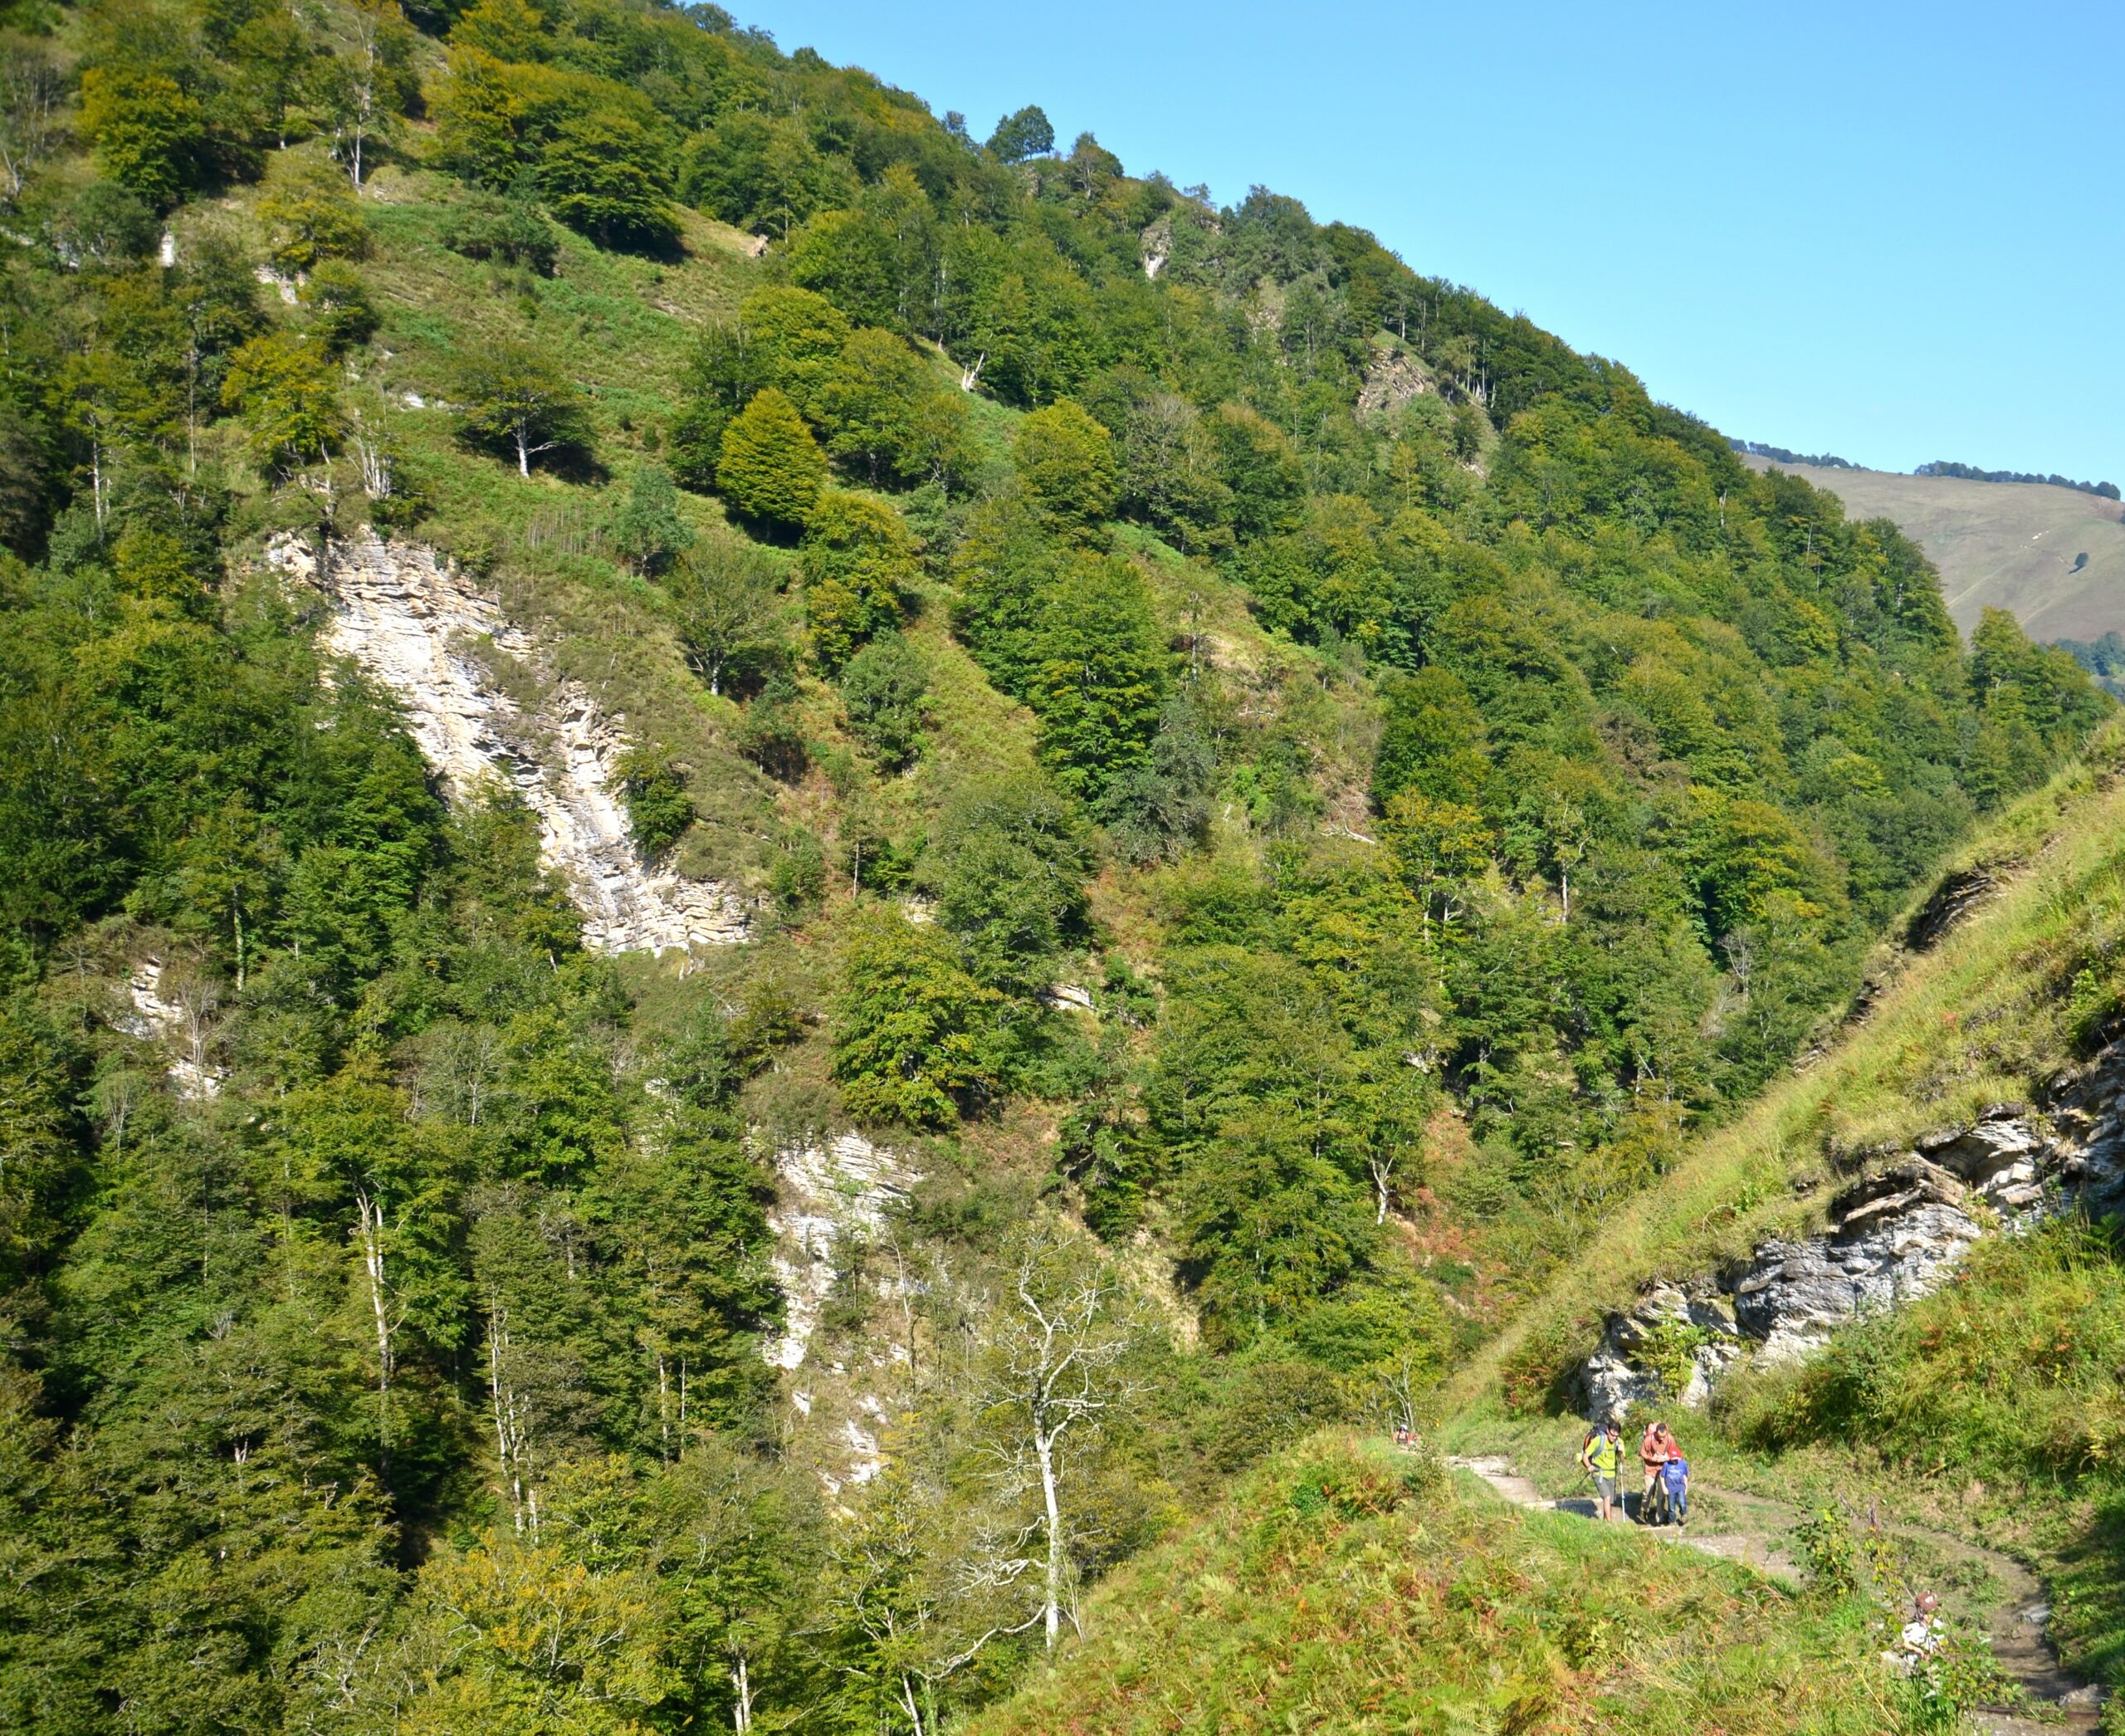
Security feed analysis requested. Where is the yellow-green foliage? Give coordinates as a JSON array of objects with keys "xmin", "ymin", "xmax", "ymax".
[
  {"xmin": 1012, "ymin": 399, "xmax": 1116, "ymax": 538},
  {"xmin": 799, "ymin": 490, "xmax": 912, "ymax": 670},
  {"xmin": 969, "ymin": 1432, "xmax": 1899, "ymax": 1735},
  {"xmin": 717, "ymin": 386, "xmax": 827, "ymax": 531}
]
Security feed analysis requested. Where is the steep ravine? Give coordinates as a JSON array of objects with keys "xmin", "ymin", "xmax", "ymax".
[{"xmin": 266, "ymin": 531, "xmax": 750, "ymax": 955}]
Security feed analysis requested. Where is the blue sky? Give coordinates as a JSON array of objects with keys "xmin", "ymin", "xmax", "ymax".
[{"xmin": 744, "ymin": 0, "xmax": 2123, "ymax": 485}]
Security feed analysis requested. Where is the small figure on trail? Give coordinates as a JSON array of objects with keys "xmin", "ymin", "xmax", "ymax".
[
  {"xmin": 1659, "ymin": 1453, "xmax": 1689, "ymax": 1531},
  {"xmin": 1578, "ymin": 1419, "xmax": 1624, "ymax": 1521},
  {"xmin": 1391, "ymin": 1421, "xmax": 1419, "ymax": 1451},
  {"xmin": 1884, "ymin": 1592, "xmax": 1943, "ymax": 1673},
  {"xmin": 1638, "ymin": 1420, "xmax": 1675, "ymax": 1524}
]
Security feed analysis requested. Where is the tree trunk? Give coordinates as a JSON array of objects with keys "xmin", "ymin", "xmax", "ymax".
[
  {"xmin": 1036, "ymin": 1420, "xmax": 1063, "ymax": 1648},
  {"xmin": 730, "ymin": 1654, "xmax": 752, "ymax": 1732}
]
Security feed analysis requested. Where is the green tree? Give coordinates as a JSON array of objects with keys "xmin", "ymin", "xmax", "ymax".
[
  {"xmin": 79, "ymin": 66, "xmax": 203, "ymax": 206},
  {"xmin": 648, "ymin": 1438, "xmax": 825, "ymax": 1729},
  {"xmin": 1180, "ymin": 1112, "xmax": 1375, "ymax": 1350},
  {"xmin": 608, "ymin": 462, "xmax": 693, "ymax": 576},
  {"xmin": 665, "ymin": 537, "xmax": 784, "ymax": 697},
  {"xmin": 257, "ymin": 160, "xmax": 369, "ymax": 274},
  {"xmin": 1209, "ymin": 402, "xmax": 1304, "ymax": 540},
  {"xmin": 1373, "ymin": 667, "xmax": 1491, "ymax": 809},
  {"xmin": 299, "ymin": 259, "xmax": 379, "ymax": 355},
  {"xmin": 453, "ymin": 340, "xmax": 590, "ymax": 477},
  {"xmin": 799, "ymin": 491, "xmax": 914, "ymax": 672},
  {"xmin": 931, "ymin": 775, "xmax": 1089, "ymax": 993},
  {"xmin": 820, "ymin": 327, "xmax": 937, "ymax": 486},
  {"xmin": 1380, "ymin": 790, "xmax": 1492, "ymax": 929},
  {"xmin": 222, "ymin": 331, "xmax": 344, "ymax": 477},
  {"xmin": 1014, "ymin": 399, "xmax": 1116, "ymax": 538},
  {"xmin": 679, "ymin": 110, "xmax": 851, "ymax": 238},
  {"xmin": 831, "ymin": 909, "xmax": 999, "ymax": 1128},
  {"xmin": 986, "ymin": 105, "xmax": 1054, "ymax": 162},
  {"xmin": 540, "ymin": 107, "xmax": 679, "ymax": 252},
  {"xmin": 716, "ymin": 388, "xmax": 827, "ymax": 535},
  {"xmin": 1025, "ymin": 557, "xmax": 1170, "ymax": 800},
  {"xmin": 838, "ymin": 633, "xmax": 929, "ymax": 771}
]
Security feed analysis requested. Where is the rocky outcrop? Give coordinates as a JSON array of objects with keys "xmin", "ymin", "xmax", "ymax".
[
  {"xmin": 1356, "ymin": 345, "xmax": 1434, "ymax": 423},
  {"xmin": 1139, "ymin": 216, "xmax": 1170, "ymax": 281},
  {"xmin": 268, "ymin": 533, "xmax": 749, "ymax": 956},
  {"xmin": 763, "ymin": 1132, "xmax": 918, "ymax": 1375},
  {"xmin": 1905, "ymin": 860, "xmax": 2007, "ymax": 951},
  {"xmin": 113, "ymin": 956, "xmax": 225, "ymax": 1099},
  {"xmin": 1579, "ymin": 1079, "xmax": 2125, "ymax": 1422},
  {"xmin": 765, "ymin": 1131, "xmax": 921, "ymax": 1494}
]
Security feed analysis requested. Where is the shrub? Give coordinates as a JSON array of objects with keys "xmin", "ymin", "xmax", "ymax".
[
  {"xmin": 734, "ymin": 673, "xmax": 808, "ymax": 782},
  {"xmin": 615, "ymin": 752, "xmax": 692, "ymax": 858},
  {"xmin": 300, "ymin": 261, "xmax": 378, "ymax": 355},
  {"xmin": 440, "ymin": 188, "xmax": 559, "ymax": 274},
  {"xmin": 769, "ymin": 831, "xmax": 825, "ymax": 917},
  {"xmin": 53, "ymin": 181, "xmax": 159, "ymax": 271}
]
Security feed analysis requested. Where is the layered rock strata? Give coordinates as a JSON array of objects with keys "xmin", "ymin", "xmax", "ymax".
[{"xmin": 1580, "ymin": 1065, "xmax": 2125, "ymax": 1421}]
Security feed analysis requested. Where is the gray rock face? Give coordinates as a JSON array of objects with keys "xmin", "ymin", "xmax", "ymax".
[{"xmin": 1576, "ymin": 1056, "xmax": 2125, "ymax": 1423}]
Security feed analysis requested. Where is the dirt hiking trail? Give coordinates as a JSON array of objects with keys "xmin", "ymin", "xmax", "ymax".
[{"xmin": 1446, "ymin": 1454, "xmax": 2104, "ymax": 1735}]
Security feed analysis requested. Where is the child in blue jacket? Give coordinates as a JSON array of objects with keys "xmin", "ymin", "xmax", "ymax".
[{"xmin": 1659, "ymin": 1455, "xmax": 1689, "ymax": 1530}]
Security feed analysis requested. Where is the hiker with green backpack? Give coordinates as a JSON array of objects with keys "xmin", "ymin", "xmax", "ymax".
[{"xmin": 1576, "ymin": 1418, "xmax": 1624, "ymax": 1520}]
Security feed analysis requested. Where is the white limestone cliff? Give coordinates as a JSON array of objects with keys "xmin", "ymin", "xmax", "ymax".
[{"xmin": 267, "ymin": 532, "xmax": 748, "ymax": 955}]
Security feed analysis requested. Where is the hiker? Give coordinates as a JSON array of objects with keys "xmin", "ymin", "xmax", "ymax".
[
  {"xmin": 1658, "ymin": 1450, "xmax": 1689, "ymax": 1531},
  {"xmin": 1638, "ymin": 1419, "xmax": 1674, "ymax": 1524},
  {"xmin": 1577, "ymin": 1419, "xmax": 1624, "ymax": 1520},
  {"xmin": 1884, "ymin": 1592, "xmax": 1943, "ymax": 1673}
]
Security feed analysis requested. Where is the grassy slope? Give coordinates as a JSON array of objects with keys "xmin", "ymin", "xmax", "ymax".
[
  {"xmin": 965, "ymin": 1432, "xmax": 1898, "ymax": 1736},
  {"xmin": 1742, "ymin": 457, "xmax": 2125, "ymax": 642}
]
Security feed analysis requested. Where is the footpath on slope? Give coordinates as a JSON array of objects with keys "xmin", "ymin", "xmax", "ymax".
[{"xmin": 1446, "ymin": 1454, "xmax": 2103, "ymax": 1736}]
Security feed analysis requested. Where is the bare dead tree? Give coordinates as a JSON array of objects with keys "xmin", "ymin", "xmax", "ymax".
[{"xmin": 972, "ymin": 1227, "xmax": 1140, "ymax": 1648}]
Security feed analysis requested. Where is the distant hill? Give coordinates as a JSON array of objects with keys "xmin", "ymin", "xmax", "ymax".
[{"xmin": 1742, "ymin": 456, "xmax": 2125, "ymax": 641}]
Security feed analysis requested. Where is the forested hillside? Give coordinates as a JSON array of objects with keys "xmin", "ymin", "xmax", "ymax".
[{"xmin": 0, "ymin": 0, "xmax": 2106, "ymax": 1728}]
